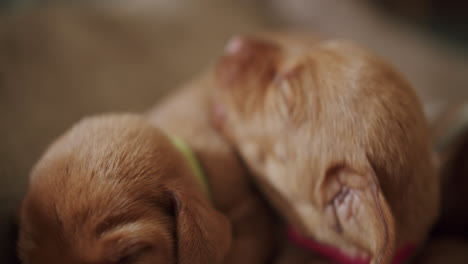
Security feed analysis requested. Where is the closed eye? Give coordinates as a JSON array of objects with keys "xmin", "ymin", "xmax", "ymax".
[{"xmin": 116, "ymin": 244, "xmax": 151, "ymax": 264}]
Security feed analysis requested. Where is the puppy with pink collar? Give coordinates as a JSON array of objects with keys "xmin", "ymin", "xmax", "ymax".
[{"xmin": 212, "ymin": 33, "xmax": 439, "ymax": 264}]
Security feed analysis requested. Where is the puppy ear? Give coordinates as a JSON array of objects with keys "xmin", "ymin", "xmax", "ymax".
[
  {"xmin": 171, "ymin": 190, "xmax": 232, "ymax": 264},
  {"xmin": 321, "ymin": 163, "xmax": 395, "ymax": 264}
]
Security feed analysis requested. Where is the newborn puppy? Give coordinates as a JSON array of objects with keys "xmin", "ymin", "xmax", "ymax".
[
  {"xmin": 212, "ymin": 34, "xmax": 439, "ymax": 264},
  {"xmin": 18, "ymin": 76, "xmax": 276, "ymax": 263}
]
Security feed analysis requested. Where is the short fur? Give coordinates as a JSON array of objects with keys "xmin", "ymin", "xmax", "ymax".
[
  {"xmin": 18, "ymin": 75, "xmax": 277, "ymax": 263},
  {"xmin": 212, "ymin": 34, "xmax": 440, "ymax": 264}
]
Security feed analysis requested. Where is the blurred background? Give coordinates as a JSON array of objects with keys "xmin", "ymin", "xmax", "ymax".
[{"xmin": 0, "ymin": 0, "xmax": 467, "ymax": 262}]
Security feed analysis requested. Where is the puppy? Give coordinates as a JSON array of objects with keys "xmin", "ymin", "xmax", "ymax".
[
  {"xmin": 18, "ymin": 75, "xmax": 276, "ymax": 263},
  {"xmin": 212, "ymin": 34, "xmax": 439, "ymax": 264}
]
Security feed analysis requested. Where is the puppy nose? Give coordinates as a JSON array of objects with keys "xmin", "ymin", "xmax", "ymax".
[
  {"xmin": 225, "ymin": 36, "xmax": 247, "ymax": 55},
  {"xmin": 216, "ymin": 35, "xmax": 280, "ymax": 87},
  {"xmin": 224, "ymin": 35, "xmax": 275, "ymax": 56}
]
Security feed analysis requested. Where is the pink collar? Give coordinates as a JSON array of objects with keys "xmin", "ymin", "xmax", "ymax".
[{"xmin": 287, "ymin": 227, "xmax": 416, "ymax": 264}]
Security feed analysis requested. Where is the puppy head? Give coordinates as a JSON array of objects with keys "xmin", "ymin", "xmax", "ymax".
[
  {"xmin": 213, "ymin": 35, "xmax": 439, "ymax": 263},
  {"xmin": 18, "ymin": 114, "xmax": 231, "ymax": 264}
]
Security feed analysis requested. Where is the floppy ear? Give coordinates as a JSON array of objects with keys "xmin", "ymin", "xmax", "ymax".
[
  {"xmin": 321, "ymin": 163, "xmax": 396, "ymax": 264},
  {"xmin": 171, "ymin": 190, "xmax": 232, "ymax": 264}
]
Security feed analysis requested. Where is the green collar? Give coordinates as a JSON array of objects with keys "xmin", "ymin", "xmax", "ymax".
[{"xmin": 168, "ymin": 135, "xmax": 211, "ymax": 197}]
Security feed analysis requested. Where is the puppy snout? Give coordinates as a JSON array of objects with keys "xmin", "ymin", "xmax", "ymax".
[
  {"xmin": 224, "ymin": 36, "xmax": 248, "ymax": 55},
  {"xmin": 216, "ymin": 35, "xmax": 280, "ymax": 88},
  {"xmin": 224, "ymin": 36, "xmax": 266, "ymax": 55}
]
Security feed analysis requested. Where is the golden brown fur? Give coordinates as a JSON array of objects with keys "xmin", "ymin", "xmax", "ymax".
[
  {"xmin": 18, "ymin": 75, "xmax": 277, "ymax": 263},
  {"xmin": 212, "ymin": 34, "xmax": 440, "ymax": 264}
]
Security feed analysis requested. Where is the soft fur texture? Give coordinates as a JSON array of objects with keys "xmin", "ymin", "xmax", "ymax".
[
  {"xmin": 212, "ymin": 34, "xmax": 440, "ymax": 264},
  {"xmin": 18, "ymin": 75, "xmax": 277, "ymax": 263}
]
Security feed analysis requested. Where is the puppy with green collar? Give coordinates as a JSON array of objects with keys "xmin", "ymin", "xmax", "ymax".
[{"xmin": 18, "ymin": 73, "xmax": 277, "ymax": 264}]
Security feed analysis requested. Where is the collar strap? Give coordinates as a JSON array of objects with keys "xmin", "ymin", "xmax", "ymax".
[
  {"xmin": 287, "ymin": 227, "xmax": 416, "ymax": 264},
  {"xmin": 168, "ymin": 135, "xmax": 211, "ymax": 197}
]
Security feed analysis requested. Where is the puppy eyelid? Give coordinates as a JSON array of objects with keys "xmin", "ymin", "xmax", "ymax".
[
  {"xmin": 117, "ymin": 255, "xmax": 132, "ymax": 264},
  {"xmin": 115, "ymin": 243, "xmax": 151, "ymax": 264}
]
